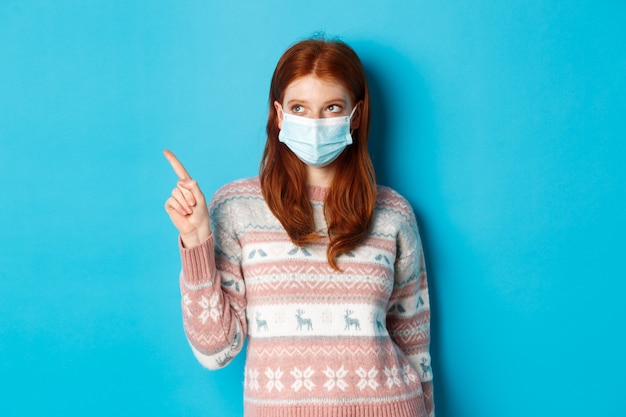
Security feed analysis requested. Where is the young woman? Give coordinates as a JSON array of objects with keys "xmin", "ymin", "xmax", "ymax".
[{"xmin": 164, "ymin": 38, "xmax": 434, "ymax": 417}]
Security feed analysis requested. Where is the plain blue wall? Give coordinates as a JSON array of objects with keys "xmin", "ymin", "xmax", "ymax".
[{"xmin": 1, "ymin": 1, "xmax": 624, "ymax": 416}]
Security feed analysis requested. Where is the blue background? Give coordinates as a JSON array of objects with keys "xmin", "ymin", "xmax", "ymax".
[{"xmin": 1, "ymin": 1, "xmax": 624, "ymax": 416}]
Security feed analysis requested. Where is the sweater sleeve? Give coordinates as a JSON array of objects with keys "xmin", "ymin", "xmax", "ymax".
[
  {"xmin": 178, "ymin": 206, "xmax": 247, "ymax": 370},
  {"xmin": 386, "ymin": 213, "xmax": 435, "ymax": 417}
]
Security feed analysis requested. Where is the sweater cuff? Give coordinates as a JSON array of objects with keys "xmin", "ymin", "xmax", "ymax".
[{"xmin": 179, "ymin": 234, "xmax": 217, "ymax": 287}]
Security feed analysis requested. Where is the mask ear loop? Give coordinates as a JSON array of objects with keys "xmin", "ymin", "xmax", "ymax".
[
  {"xmin": 349, "ymin": 103, "xmax": 359, "ymax": 137},
  {"xmin": 349, "ymin": 104, "xmax": 359, "ymax": 119}
]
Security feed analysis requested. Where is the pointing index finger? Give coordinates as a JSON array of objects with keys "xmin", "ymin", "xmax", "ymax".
[{"xmin": 163, "ymin": 150, "xmax": 192, "ymax": 180}]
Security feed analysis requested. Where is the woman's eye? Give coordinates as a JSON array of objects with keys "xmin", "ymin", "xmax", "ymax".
[
  {"xmin": 291, "ymin": 105, "xmax": 304, "ymax": 113},
  {"xmin": 327, "ymin": 104, "xmax": 342, "ymax": 113}
]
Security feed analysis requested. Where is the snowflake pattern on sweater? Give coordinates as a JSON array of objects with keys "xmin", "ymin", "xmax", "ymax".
[{"xmin": 179, "ymin": 177, "xmax": 434, "ymax": 417}]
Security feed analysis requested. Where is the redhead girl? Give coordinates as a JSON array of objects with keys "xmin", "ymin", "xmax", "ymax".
[{"xmin": 165, "ymin": 38, "xmax": 434, "ymax": 417}]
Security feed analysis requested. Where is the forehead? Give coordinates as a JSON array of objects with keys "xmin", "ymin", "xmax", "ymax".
[{"xmin": 283, "ymin": 75, "xmax": 352, "ymax": 103}]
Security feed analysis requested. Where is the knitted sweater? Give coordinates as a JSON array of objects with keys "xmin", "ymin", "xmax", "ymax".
[{"xmin": 178, "ymin": 177, "xmax": 434, "ymax": 417}]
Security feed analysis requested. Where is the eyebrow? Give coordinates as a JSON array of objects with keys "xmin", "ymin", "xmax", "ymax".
[{"xmin": 285, "ymin": 98, "xmax": 347, "ymax": 105}]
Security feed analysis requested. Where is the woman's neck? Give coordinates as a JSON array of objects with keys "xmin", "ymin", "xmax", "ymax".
[{"xmin": 305, "ymin": 163, "xmax": 336, "ymax": 187}]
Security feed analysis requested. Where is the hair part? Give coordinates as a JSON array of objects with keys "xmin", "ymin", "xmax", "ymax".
[{"xmin": 259, "ymin": 38, "xmax": 376, "ymax": 270}]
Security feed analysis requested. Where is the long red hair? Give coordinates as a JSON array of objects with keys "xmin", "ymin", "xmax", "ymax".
[{"xmin": 259, "ymin": 38, "xmax": 376, "ymax": 270}]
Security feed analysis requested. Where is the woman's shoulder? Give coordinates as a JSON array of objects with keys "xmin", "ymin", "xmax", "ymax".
[
  {"xmin": 376, "ymin": 184, "xmax": 413, "ymax": 212},
  {"xmin": 214, "ymin": 176, "xmax": 261, "ymax": 194},
  {"xmin": 375, "ymin": 184, "xmax": 419, "ymax": 229},
  {"xmin": 209, "ymin": 177, "xmax": 262, "ymax": 208}
]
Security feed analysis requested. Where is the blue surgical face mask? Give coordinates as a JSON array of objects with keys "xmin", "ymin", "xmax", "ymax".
[{"xmin": 278, "ymin": 105, "xmax": 358, "ymax": 168}]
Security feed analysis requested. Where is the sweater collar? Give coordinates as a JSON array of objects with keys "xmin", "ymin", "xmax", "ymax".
[{"xmin": 307, "ymin": 184, "xmax": 328, "ymax": 202}]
